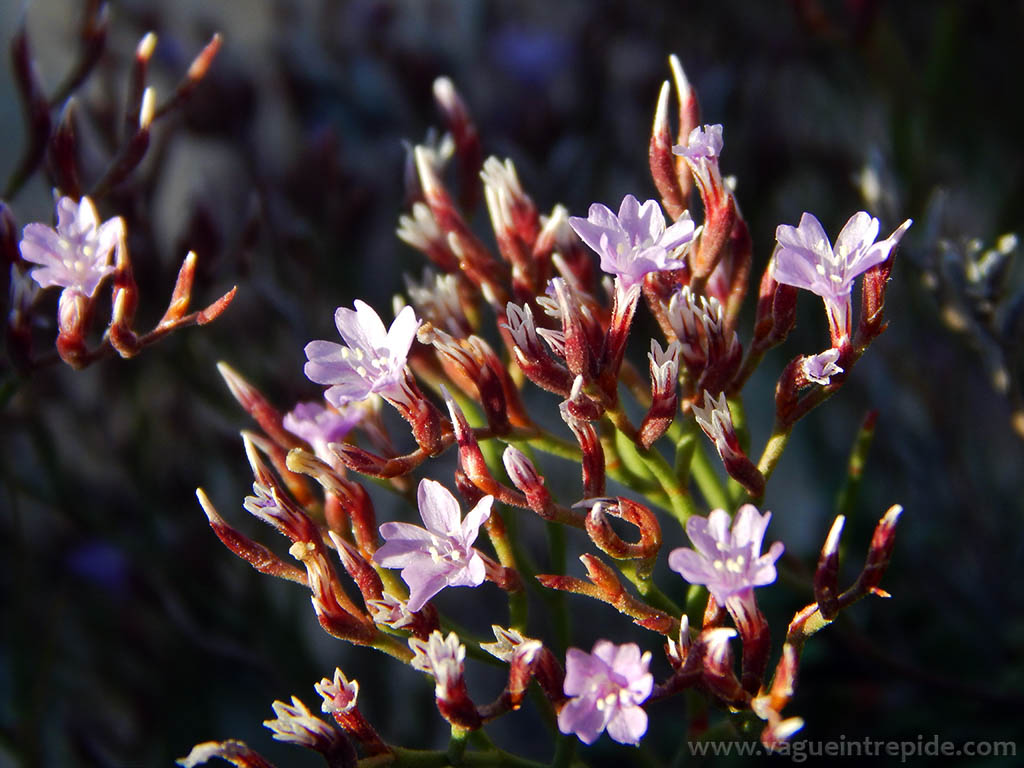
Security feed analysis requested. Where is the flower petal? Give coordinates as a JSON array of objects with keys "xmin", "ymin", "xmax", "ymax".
[{"xmin": 606, "ymin": 705, "xmax": 648, "ymax": 746}]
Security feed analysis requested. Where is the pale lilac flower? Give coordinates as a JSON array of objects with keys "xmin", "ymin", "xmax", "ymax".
[
  {"xmin": 801, "ymin": 348, "xmax": 843, "ymax": 385},
  {"xmin": 672, "ymin": 125, "xmax": 727, "ymax": 205},
  {"xmin": 283, "ymin": 400, "xmax": 364, "ymax": 462},
  {"xmin": 668, "ymin": 505, "xmax": 784, "ymax": 605},
  {"xmin": 314, "ymin": 668, "xmax": 359, "ymax": 715},
  {"xmin": 568, "ymin": 194, "xmax": 694, "ymax": 290},
  {"xmin": 373, "ymin": 479, "xmax": 493, "ymax": 611},
  {"xmin": 558, "ymin": 640, "xmax": 653, "ymax": 746},
  {"xmin": 772, "ymin": 212, "xmax": 911, "ymax": 342},
  {"xmin": 304, "ymin": 301, "xmax": 420, "ymax": 407},
  {"xmin": 19, "ymin": 196, "xmax": 123, "ymax": 298},
  {"xmin": 673, "ymin": 123, "xmax": 723, "ymax": 162}
]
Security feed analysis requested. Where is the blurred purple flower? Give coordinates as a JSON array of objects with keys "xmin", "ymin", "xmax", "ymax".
[
  {"xmin": 569, "ymin": 195, "xmax": 694, "ymax": 290},
  {"xmin": 304, "ymin": 301, "xmax": 420, "ymax": 407},
  {"xmin": 373, "ymin": 479, "xmax": 492, "ymax": 612},
  {"xmin": 668, "ymin": 505, "xmax": 784, "ymax": 604},
  {"xmin": 19, "ymin": 196, "xmax": 123, "ymax": 298},
  {"xmin": 558, "ymin": 640, "xmax": 653, "ymax": 746},
  {"xmin": 490, "ymin": 25, "xmax": 571, "ymax": 86},
  {"xmin": 772, "ymin": 212, "xmax": 911, "ymax": 341},
  {"xmin": 283, "ymin": 400, "xmax": 364, "ymax": 461}
]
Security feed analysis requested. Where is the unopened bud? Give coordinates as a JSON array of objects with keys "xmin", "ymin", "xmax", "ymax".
[{"xmin": 815, "ymin": 515, "xmax": 845, "ymax": 620}]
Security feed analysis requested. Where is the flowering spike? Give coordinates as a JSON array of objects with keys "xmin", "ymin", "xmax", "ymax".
[
  {"xmin": 196, "ymin": 488, "xmax": 307, "ymax": 585},
  {"xmin": 691, "ymin": 391, "xmax": 764, "ymax": 496},
  {"xmin": 218, "ymin": 362, "xmax": 304, "ymax": 450},
  {"xmin": 640, "ymin": 339, "xmax": 680, "ymax": 447},
  {"xmin": 328, "ymin": 531, "xmax": 384, "ymax": 606},
  {"xmin": 851, "ymin": 504, "xmax": 902, "ymax": 598},
  {"xmin": 442, "ymin": 387, "xmax": 506, "ymax": 498},
  {"xmin": 698, "ymin": 627, "xmax": 749, "ymax": 706},
  {"xmin": 433, "ymin": 77, "xmax": 483, "ymax": 212},
  {"xmin": 290, "ymin": 539, "xmax": 376, "ymax": 645},
  {"xmin": 176, "ymin": 740, "xmax": 278, "ymax": 768},
  {"xmin": 263, "ymin": 696, "xmax": 356, "ymax": 765},
  {"xmin": 815, "ymin": 515, "xmax": 845, "ymax": 620},
  {"xmin": 673, "ymin": 125, "xmax": 735, "ymax": 278},
  {"xmin": 559, "ymin": 399, "xmax": 605, "ymax": 499},
  {"xmin": 49, "ymin": 100, "xmax": 81, "ymax": 199},
  {"xmin": 502, "ymin": 446, "xmax": 553, "ymax": 518},
  {"xmin": 152, "ymin": 33, "xmax": 222, "ymax": 121},
  {"xmin": 409, "ymin": 631, "xmax": 481, "ymax": 729},
  {"xmin": 650, "ymin": 81, "xmax": 687, "ymax": 221},
  {"xmin": 7, "ymin": 25, "xmax": 52, "ymax": 200},
  {"xmin": 397, "ymin": 202, "xmax": 460, "ymax": 272},
  {"xmin": 502, "ymin": 302, "xmax": 574, "ymax": 396}
]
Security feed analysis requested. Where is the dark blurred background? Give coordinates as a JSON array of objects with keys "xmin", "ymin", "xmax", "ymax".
[{"xmin": 1, "ymin": 0, "xmax": 1023, "ymax": 765}]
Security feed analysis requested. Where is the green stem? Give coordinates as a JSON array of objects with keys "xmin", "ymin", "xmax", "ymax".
[
  {"xmin": 547, "ymin": 522, "xmax": 570, "ymax": 654},
  {"xmin": 673, "ymin": 422, "xmax": 697, "ymax": 491},
  {"xmin": 604, "ymin": 421, "xmax": 692, "ymax": 522},
  {"xmin": 515, "ymin": 431, "xmax": 580, "ymax": 462},
  {"xmin": 688, "ymin": 442, "xmax": 730, "ymax": 511},
  {"xmin": 619, "ymin": 561, "xmax": 684, "ymax": 616},
  {"xmin": 835, "ymin": 411, "xmax": 877, "ymax": 520},
  {"xmin": 550, "ymin": 734, "xmax": 576, "ymax": 768},
  {"xmin": 755, "ymin": 422, "xmax": 791, "ymax": 484},
  {"xmin": 447, "ymin": 727, "xmax": 469, "ymax": 765}
]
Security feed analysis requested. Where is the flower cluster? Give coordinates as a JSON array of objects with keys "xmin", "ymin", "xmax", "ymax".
[
  {"xmin": 189, "ymin": 55, "xmax": 906, "ymax": 766},
  {"xmin": 4, "ymin": 28, "xmax": 233, "ymax": 370}
]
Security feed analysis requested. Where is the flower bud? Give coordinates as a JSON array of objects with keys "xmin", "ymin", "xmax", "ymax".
[
  {"xmin": 502, "ymin": 446, "xmax": 553, "ymax": 518},
  {"xmin": 692, "ymin": 391, "xmax": 764, "ymax": 497},
  {"xmin": 814, "ymin": 515, "xmax": 845, "ymax": 620},
  {"xmin": 434, "ymin": 77, "xmax": 483, "ymax": 213}
]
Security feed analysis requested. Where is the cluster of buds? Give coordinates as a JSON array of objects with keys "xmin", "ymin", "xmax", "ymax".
[
  {"xmin": 3, "ymin": 20, "xmax": 232, "ymax": 371},
  {"xmin": 188, "ymin": 55, "xmax": 909, "ymax": 765}
]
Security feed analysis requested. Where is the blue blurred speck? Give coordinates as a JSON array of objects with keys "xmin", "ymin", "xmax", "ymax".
[
  {"xmin": 66, "ymin": 540, "xmax": 132, "ymax": 595},
  {"xmin": 490, "ymin": 26, "xmax": 571, "ymax": 87}
]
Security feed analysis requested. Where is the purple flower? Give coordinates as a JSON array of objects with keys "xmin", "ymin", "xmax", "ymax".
[
  {"xmin": 672, "ymin": 125, "xmax": 727, "ymax": 206},
  {"xmin": 558, "ymin": 640, "xmax": 653, "ymax": 746},
  {"xmin": 673, "ymin": 123, "xmax": 723, "ymax": 162},
  {"xmin": 668, "ymin": 505, "xmax": 784, "ymax": 605},
  {"xmin": 568, "ymin": 194, "xmax": 694, "ymax": 290},
  {"xmin": 304, "ymin": 301, "xmax": 420, "ymax": 407},
  {"xmin": 19, "ymin": 196, "xmax": 124, "ymax": 298},
  {"xmin": 801, "ymin": 348, "xmax": 843, "ymax": 385},
  {"xmin": 283, "ymin": 400, "xmax": 364, "ymax": 462},
  {"xmin": 373, "ymin": 479, "xmax": 492, "ymax": 611},
  {"xmin": 772, "ymin": 212, "xmax": 911, "ymax": 341}
]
